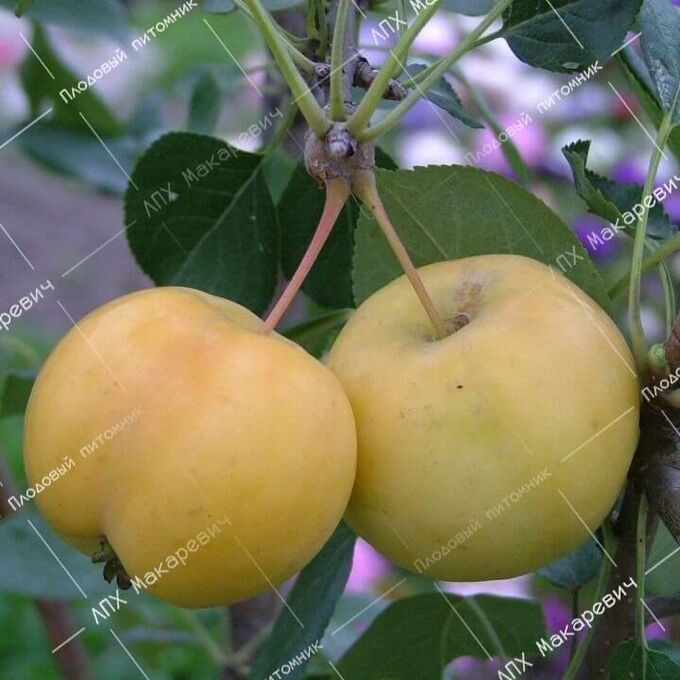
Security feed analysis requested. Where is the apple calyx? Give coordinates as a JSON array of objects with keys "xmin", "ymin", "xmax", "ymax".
[{"xmin": 92, "ymin": 538, "xmax": 132, "ymax": 590}]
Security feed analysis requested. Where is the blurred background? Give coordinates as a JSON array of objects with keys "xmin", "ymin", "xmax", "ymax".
[{"xmin": 1, "ymin": 1, "xmax": 679, "ymax": 678}]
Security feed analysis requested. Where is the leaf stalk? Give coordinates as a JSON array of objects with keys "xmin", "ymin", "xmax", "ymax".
[
  {"xmin": 261, "ymin": 178, "xmax": 351, "ymax": 333},
  {"xmin": 629, "ymin": 111, "xmax": 674, "ymax": 373},
  {"xmin": 355, "ymin": 0, "xmax": 513, "ymax": 142},
  {"xmin": 346, "ymin": 0, "xmax": 444, "ymax": 137},
  {"xmin": 245, "ymin": 0, "xmax": 330, "ymax": 137}
]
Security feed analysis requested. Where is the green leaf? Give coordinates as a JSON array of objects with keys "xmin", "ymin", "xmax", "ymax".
[
  {"xmin": 279, "ymin": 150, "xmax": 396, "ymax": 310},
  {"xmin": 19, "ymin": 121, "xmax": 138, "ymax": 194},
  {"xmin": 562, "ymin": 139, "xmax": 676, "ymax": 242},
  {"xmin": 283, "ymin": 309, "xmax": 352, "ymax": 358},
  {"xmin": 0, "ymin": 372, "xmax": 34, "ymax": 419},
  {"xmin": 250, "ymin": 522, "xmax": 356, "ymax": 680},
  {"xmin": 646, "ymin": 523, "xmax": 680, "ymax": 597},
  {"xmin": 402, "ymin": 64, "xmax": 483, "ymax": 129},
  {"xmin": 609, "ymin": 640, "xmax": 680, "ymax": 678},
  {"xmin": 0, "ymin": 511, "xmax": 112, "ymax": 600},
  {"xmin": 502, "ymin": 0, "xmax": 642, "ymax": 72},
  {"xmin": 125, "ymin": 132, "xmax": 279, "ymax": 315},
  {"xmin": 20, "ymin": 25, "xmax": 121, "ymax": 136},
  {"xmin": 619, "ymin": 49, "xmax": 680, "ymax": 164},
  {"xmin": 375, "ymin": 146, "xmax": 399, "ymax": 171},
  {"xmin": 13, "ymin": 0, "xmax": 35, "ymax": 17},
  {"xmin": 337, "ymin": 593, "xmax": 545, "ymax": 679},
  {"xmin": 188, "ymin": 70, "xmax": 222, "ymax": 135},
  {"xmin": 650, "ymin": 640, "xmax": 680, "ymax": 663},
  {"xmin": 352, "ymin": 165, "xmax": 610, "ymax": 310},
  {"xmin": 1, "ymin": 0, "xmax": 129, "ymax": 42},
  {"xmin": 538, "ymin": 537, "xmax": 603, "ymax": 589},
  {"xmin": 640, "ymin": 0, "xmax": 680, "ymax": 125},
  {"xmin": 442, "ymin": 0, "xmax": 494, "ymax": 15},
  {"xmin": 205, "ymin": 0, "xmax": 304, "ymax": 13},
  {"xmin": 561, "ymin": 141, "xmax": 623, "ymax": 226}
]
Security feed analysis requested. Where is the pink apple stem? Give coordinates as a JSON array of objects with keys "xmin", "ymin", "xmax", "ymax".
[
  {"xmin": 262, "ymin": 177, "xmax": 351, "ymax": 334},
  {"xmin": 353, "ymin": 169, "xmax": 447, "ymax": 340}
]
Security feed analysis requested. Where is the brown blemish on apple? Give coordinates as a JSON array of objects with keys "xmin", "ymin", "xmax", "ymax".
[{"xmin": 445, "ymin": 277, "xmax": 484, "ymax": 335}]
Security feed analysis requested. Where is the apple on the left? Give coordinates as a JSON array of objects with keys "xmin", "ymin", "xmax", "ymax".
[{"xmin": 23, "ymin": 287, "xmax": 357, "ymax": 608}]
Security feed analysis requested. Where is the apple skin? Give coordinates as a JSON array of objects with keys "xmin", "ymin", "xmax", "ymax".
[
  {"xmin": 328, "ymin": 255, "xmax": 639, "ymax": 580},
  {"xmin": 24, "ymin": 287, "xmax": 356, "ymax": 607}
]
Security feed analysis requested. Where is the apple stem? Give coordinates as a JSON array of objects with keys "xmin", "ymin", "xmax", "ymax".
[
  {"xmin": 353, "ymin": 169, "xmax": 448, "ymax": 340},
  {"xmin": 261, "ymin": 178, "xmax": 351, "ymax": 334}
]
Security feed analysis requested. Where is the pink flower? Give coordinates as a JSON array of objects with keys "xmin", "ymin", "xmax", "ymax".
[
  {"xmin": 345, "ymin": 539, "xmax": 390, "ymax": 593},
  {"xmin": 0, "ymin": 10, "xmax": 29, "ymax": 69},
  {"xmin": 412, "ymin": 15, "xmax": 456, "ymax": 57},
  {"xmin": 472, "ymin": 112, "xmax": 546, "ymax": 177}
]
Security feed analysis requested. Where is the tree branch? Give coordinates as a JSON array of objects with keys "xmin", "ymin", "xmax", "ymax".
[
  {"xmin": 576, "ymin": 481, "xmax": 641, "ymax": 679},
  {"xmin": 578, "ymin": 310, "xmax": 680, "ymax": 676},
  {"xmin": 353, "ymin": 57, "xmax": 407, "ymax": 101}
]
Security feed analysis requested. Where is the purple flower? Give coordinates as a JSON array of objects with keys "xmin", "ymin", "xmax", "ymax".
[
  {"xmin": 345, "ymin": 539, "xmax": 390, "ymax": 593},
  {"xmin": 574, "ymin": 216, "xmax": 620, "ymax": 261},
  {"xmin": 472, "ymin": 113, "xmax": 546, "ymax": 178},
  {"xmin": 0, "ymin": 11, "xmax": 29, "ymax": 68},
  {"xmin": 646, "ymin": 621, "xmax": 669, "ymax": 641},
  {"xmin": 611, "ymin": 159, "xmax": 646, "ymax": 185},
  {"xmin": 543, "ymin": 595, "xmax": 572, "ymax": 633}
]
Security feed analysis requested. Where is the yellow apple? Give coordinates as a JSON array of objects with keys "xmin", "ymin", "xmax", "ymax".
[
  {"xmin": 328, "ymin": 255, "xmax": 639, "ymax": 580},
  {"xmin": 24, "ymin": 287, "xmax": 356, "ymax": 607}
]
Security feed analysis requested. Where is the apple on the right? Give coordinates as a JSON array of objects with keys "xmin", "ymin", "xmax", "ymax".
[{"xmin": 328, "ymin": 254, "xmax": 640, "ymax": 580}]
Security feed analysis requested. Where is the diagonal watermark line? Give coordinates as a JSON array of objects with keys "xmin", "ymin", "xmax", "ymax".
[
  {"xmin": 350, "ymin": 0, "xmax": 367, "ymax": 19},
  {"xmin": 0, "ymin": 219, "xmax": 35, "ymax": 270},
  {"xmin": 545, "ymin": 0, "xmax": 584, "ymax": 49},
  {"xmin": 52, "ymin": 627, "xmax": 86, "ymax": 654},
  {"xmin": 433, "ymin": 583, "xmax": 493, "ymax": 660},
  {"xmin": 327, "ymin": 659, "xmax": 347, "ymax": 680},
  {"xmin": 660, "ymin": 408, "xmax": 680, "ymax": 438},
  {"xmin": 0, "ymin": 107, "xmax": 53, "ymax": 151},
  {"xmin": 611, "ymin": 31, "xmax": 641, "ymax": 58},
  {"xmin": 641, "ymin": 598, "xmax": 666, "ymax": 631},
  {"xmin": 161, "ymin": 220, "xmax": 189, "ymax": 255},
  {"xmin": 62, "ymin": 222, "xmax": 137, "ymax": 278},
  {"xmin": 557, "ymin": 489, "xmax": 617, "ymax": 567},
  {"xmin": 483, "ymin": 174, "xmax": 545, "ymax": 255},
  {"xmin": 203, "ymin": 18, "xmax": 263, "ymax": 97},
  {"xmin": 331, "ymin": 578, "xmax": 407, "ymax": 636},
  {"xmin": 560, "ymin": 283, "xmax": 637, "ymax": 377},
  {"xmin": 79, "ymin": 112, "xmax": 139, "ymax": 190},
  {"xmin": 561, "ymin": 406, "xmax": 636, "ymax": 463},
  {"xmin": 229, "ymin": 532, "xmax": 305, "ymax": 628},
  {"xmin": 390, "ymin": 51, "xmax": 460, "ymax": 144},
  {"xmin": 645, "ymin": 544, "xmax": 680, "ymax": 576},
  {"xmin": 608, "ymin": 82, "xmax": 669, "ymax": 160},
  {"xmin": 124, "ymin": 414, "xmax": 305, "ymax": 638},
  {"xmin": 27, "ymin": 519, "xmax": 88, "ymax": 599},
  {"xmin": 56, "ymin": 299, "xmax": 130, "ymax": 393},
  {"xmin": 110, "ymin": 629, "xmax": 151, "ymax": 680},
  {"xmin": 284, "ymin": 127, "xmax": 306, "ymax": 156},
  {"xmin": 19, "ymin": 32, "xmax": 55, "ymax": 79}
]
